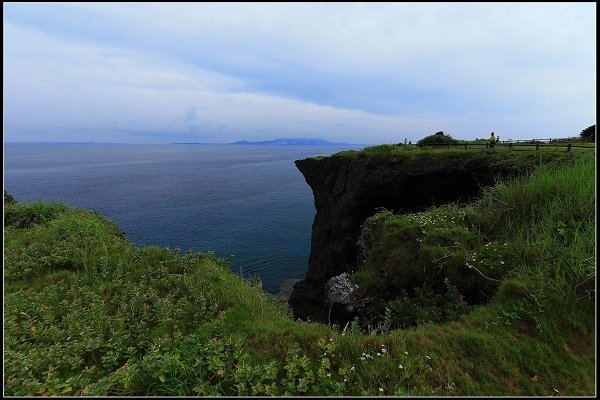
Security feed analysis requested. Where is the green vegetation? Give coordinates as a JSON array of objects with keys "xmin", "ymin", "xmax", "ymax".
[
  {"xmin": 416, "ymin": 131, "xmax": 459, "ymax": 148},
  {"xmin": 4, "ymin": 190, "xmax": 16, "ymax": 206},
  {"xmin": 580, "ymin": 124, "xmax": 595, "ymax": 142},
  {"xmin": 3, "ymin": 151, "xmax": 595, "ymax": 396},
  {"xmin": 352, "ymin": 154, "xmax": 595, "ymax": 331}
]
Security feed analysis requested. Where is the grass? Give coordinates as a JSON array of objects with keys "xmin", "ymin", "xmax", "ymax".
[{"xmin": 3, "ymin": 151, "xmax": 595, "ymax": 396}]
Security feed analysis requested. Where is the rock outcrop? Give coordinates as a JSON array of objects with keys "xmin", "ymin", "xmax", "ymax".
[
  {"xmin": 288, "ymin": 150, "xmax": 542, "ymax": 322},
  {"xmin": 324, "ymin": 272, "xmax": 360, "ymax": 323}
]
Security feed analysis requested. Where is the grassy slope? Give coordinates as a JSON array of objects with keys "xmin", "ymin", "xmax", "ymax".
[{"xmin": 3, "ymin": 151, "xmax": 595, "ymax": 396}]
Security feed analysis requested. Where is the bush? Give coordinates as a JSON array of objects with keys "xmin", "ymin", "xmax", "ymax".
[{"xmin": 416, "ymin": 131, "xmax": 459, "ymax": 148}]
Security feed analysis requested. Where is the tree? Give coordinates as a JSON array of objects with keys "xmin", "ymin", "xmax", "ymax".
[{"xmin": 579, "ymin": 125, "xmax": 595, "ymax": 142}]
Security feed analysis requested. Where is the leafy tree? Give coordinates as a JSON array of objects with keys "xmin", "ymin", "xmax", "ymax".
[
  {"xmin": 416, "ymin": 131, "xmax": 459, "ymax": 147},
  {"xmin": 579, "ymin": 124, "xmax": 595, "ymax": 142}
]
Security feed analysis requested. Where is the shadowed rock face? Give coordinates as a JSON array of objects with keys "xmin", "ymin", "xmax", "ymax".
[{"xmin": 288, "ymin": 154, "xmax": 520, "ymax": 322}]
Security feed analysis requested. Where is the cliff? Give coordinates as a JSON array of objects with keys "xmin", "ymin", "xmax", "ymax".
[{"xmin": 288, "ymin": 147, "xmax": 574, "ymax": 322}]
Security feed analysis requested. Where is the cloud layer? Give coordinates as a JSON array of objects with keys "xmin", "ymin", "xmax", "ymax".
[{"xmin": 4, "ymin": 3, "xmax": 596, "ymax": 143}]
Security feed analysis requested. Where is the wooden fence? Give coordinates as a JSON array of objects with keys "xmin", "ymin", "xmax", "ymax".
[{"xmin": 423, "ymin": 139, "xmax": 595, "ymax": 152}]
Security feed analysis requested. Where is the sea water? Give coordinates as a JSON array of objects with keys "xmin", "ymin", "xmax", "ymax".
[{"xmin": 3, "ymin": 142, "xmax": 361, "ymax": 294}]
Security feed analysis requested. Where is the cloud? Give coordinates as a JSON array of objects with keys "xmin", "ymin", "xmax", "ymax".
[{"xmin": 3, "ymin": 3, "xmax": 596, "ymax": 143}]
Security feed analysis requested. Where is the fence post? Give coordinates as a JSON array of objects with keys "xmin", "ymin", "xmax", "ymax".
[
  {"xmin": 536, "ymin": 143, "xmax": 540, "ymax": 150},
  {"xmin": 464, "ymin": 143, "xmax": 468, "ymax": 150},
  {"xmin": 567, "ymin": 143, "xmax": 571, "ymax": 152},
  {"xmin": 509, "ymin": 142, "xmax": 512, "ymax": 150}
]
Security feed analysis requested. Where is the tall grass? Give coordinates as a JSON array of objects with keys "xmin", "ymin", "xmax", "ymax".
[{"xmin": 488, "ymin": 157, "xmax": 595, "ymax": 306}]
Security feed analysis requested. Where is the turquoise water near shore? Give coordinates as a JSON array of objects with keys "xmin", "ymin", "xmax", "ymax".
[{"xmin": 4, "ymin": 142, "xmax": 362, "ymax": 293}]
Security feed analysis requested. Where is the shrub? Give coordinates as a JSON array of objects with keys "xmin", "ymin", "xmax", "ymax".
[{"xmin": 416, "ymin": 131, "xmax": 459, "ymax": 148}]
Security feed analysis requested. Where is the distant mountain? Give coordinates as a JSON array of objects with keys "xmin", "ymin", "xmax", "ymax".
[{"xmin": 231, "ymin": 138, "xmax": 353, "ymax": 146}]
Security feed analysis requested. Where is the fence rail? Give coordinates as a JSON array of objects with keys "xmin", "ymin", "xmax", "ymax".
[{"xmin": 423, "ymin": 140, "xmax": 595, "ymax": 152}]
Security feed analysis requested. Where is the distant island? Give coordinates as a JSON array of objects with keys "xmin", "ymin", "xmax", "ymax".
[{"xmin": 231, "ymin": 138, "xmax": 354, "ymax": 146}]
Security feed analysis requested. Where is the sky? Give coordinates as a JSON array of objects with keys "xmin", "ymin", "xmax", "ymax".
[{"xmin": 3, "ymin": 2, "xmax": 596, "ymax": 144}]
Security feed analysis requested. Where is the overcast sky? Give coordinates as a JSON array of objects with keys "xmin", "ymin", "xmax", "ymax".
[{"xmin": 3, "ymin": 2, "xmax": 596, "ymax": 144}]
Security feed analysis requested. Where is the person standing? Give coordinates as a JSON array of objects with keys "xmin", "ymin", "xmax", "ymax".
[{"xmin": 489, "ymin": 132, "xmax": 496, "ymax": 148}]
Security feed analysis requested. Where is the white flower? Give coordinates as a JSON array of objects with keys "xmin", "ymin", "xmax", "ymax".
[
  {"xmin": 351, "ymin": 366, "xmax": 355, "ymax": 371},
  {"xmin": 379, "ymin": 388, "xmax": 384, "ymax": 392},
  {"xmin": 377, "ymin": 352, "xmax": 381, "ymax": 356},
  {"xmin": 399, "ymin": 364, "xmax": 404, "ymax": 369},
  {"xmin": 425, "ymin": 355, "xmax": 431, "ymax": 360},
  {"xmin": 405, "ymin": 351, "xmax": 409, "ymax": 355}
]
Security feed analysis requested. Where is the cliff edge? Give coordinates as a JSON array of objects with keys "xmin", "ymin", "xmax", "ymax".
[{"xmin": 288, "ymin": 147, "xmax": 572, "ymax": 322}]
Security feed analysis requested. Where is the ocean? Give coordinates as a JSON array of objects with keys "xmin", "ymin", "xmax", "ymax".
[{"xmin": 3, "ymin": 142, "xmax": 362, "ymax": 294}]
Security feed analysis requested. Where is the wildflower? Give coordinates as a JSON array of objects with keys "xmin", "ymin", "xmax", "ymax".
[
  {"xmin": 500, "ymin": 261, "xmax": 505, "ymax": 264},
  {"xmin": 351, "ymin": 366, "xmax": 355, "ymax": 371},
  {"xmin": 379, "ymin": 388, "xmax": 384, "ymax": 392},
  {"xmin": 399, "ymin": 364, "xmax": 404, "ymax": 369},
  {"xmin": 405, "ymin": 351, "xmax": 409, "ymax": 355},
  {"xmin": 360, "ymin": 357, "xmax": 366, "ymax": 361},
  {"xmin": 425, "ymin": 355, "xmax": 431, "ymax": 360},
  {"xmin": 327, "ymin": 373, "xmax": 331, "ymax": 377}
]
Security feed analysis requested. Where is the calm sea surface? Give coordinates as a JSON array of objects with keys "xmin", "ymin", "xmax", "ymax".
[{"xmin": 4, "ymin": 143, "xmax": 362, "ymax": 294}]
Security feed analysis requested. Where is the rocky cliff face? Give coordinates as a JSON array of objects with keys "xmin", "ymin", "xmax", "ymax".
[{"xmin": 288, "ymin": 151, "xmax": 536, "ymax": 322}]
